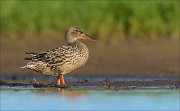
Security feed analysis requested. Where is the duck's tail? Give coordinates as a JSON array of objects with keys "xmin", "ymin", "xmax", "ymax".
[
  {"xmin": 25, "ymin": 52, "xmax": 38, "ymax": 56},
  {"xmin": 20, "ymin": 65, "xmax": 27, "ymax": 68},
  {"xmin": 25, "ymin": 52, "xmax": 38, "ymax": 60},
  {"xmin": 20, "ymin": 63, "xmax": 35, "ymax": 69}
]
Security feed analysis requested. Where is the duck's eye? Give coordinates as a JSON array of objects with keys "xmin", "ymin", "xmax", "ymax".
[{"xmin": 79, "ymin": 31, "xmax": 83, "ymax": 34}]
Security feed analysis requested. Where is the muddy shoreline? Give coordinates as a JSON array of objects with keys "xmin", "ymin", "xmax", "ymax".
[{"xmin": 1, "ymin": 79, "xmax": 179, "ymax": 89}]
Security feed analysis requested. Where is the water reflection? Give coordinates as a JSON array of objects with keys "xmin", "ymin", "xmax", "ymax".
[
  {"xmin": 1, "ymin": 88, "xmax": 179, "ymax": 110},
  {"xmin": 29, "ymin": 88, "xmax": 88, "ymax": 100}
]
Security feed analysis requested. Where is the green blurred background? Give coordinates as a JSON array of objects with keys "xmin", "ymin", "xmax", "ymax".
[
  {"xmin": 1, "ymin": 1, "xmax": 179, "ymax": 41},
  {"xmin": 0, "ymin": 0, "xmax": 179, "ymax": 79}
]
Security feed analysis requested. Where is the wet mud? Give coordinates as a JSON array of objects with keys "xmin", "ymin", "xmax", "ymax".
[{"xmin": 1, "ymin": 77, "xmax": 179, "ymax": 89}]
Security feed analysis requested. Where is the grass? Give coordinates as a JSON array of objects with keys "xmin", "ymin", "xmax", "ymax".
[{"xmin": 0, "ymin": 0, "xmax": 179, "ymax": 43}]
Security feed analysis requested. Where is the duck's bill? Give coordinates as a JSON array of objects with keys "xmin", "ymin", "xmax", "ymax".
[{"xmin": 80, "ymin": 33, "xmax": 97, "ymax": 41}]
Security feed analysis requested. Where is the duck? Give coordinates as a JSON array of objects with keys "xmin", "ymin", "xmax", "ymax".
[{"xmin": 22, "ymin": 26, "xmax": 96, "ymax": 87}]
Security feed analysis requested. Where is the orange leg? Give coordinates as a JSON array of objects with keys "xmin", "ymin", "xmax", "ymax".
[
  {"xmin": 60, "ymin": 74, "xmax": 66, "ymax": 85},
  {"xmin": 57, "ymin": 75, "xmax": 61, "ymax": 86}
]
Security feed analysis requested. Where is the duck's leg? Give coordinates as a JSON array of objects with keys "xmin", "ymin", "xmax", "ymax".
[
  {"xmin": 60, "ymin": 74, "xmax": 66, "ymax": 86},
  {"xmin": 57, "ymin": 74, "xmax": 61, "ymax": 87}
]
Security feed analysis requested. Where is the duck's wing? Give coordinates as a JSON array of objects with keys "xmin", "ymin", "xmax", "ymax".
[
  {"xmin": 25, "ymin": 52, "xmax": 48, "ymax": 61},
  {"xmin": 47, "ymin": 45, "xmax": 77, "ymax": 66},
  {"xmin": 25, "ymin": 45, "xmax": 76, "ymax": 64}
]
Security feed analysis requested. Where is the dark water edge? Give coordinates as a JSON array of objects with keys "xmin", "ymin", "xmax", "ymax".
[
  {"xmin": 1, "ymin": 79, "xmax": 180, "ymax": 89},
  {"xmin": 1, "ymin": 73, "xmax": 179, "ymax": 89},
  {"xmin": 0, "ymin": 73, "xmax": 179, "ymax": 81}
]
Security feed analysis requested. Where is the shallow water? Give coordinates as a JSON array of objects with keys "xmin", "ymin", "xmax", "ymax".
[{"xmin": 0, "ymin": 88, "xmax": 179, "ymax": 110}]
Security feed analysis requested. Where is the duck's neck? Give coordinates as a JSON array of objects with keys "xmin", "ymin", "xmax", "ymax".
[
  {"xmin": 67, "ymin": 40, "xmax": 79, "ymax": 45},
  {"xmin": 68, "ymin": 40, "xmax": 88, "ymax": 52},
  {"xmin": 68, "ymin": 40, "xmax": 83, "ymax": 46}
]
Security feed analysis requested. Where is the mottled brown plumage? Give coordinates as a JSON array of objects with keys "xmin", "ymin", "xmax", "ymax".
[{"xmin": 22, "ymin": 27, "xmax": 96, "ymax": 87}]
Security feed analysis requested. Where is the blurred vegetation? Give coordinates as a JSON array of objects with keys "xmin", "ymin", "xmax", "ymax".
[{"xmin": 0, "ymin": 0, "xmax": 179, "ymax": 43}]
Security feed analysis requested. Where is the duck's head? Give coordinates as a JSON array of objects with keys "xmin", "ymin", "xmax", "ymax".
[{"xmin": 65, "ymin": 26, "xmax": 96, "ymax": 43}]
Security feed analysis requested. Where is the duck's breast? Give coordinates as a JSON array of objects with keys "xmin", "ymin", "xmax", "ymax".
[{"xmin": 59, "ymin": 42, "xmax": 89, "ymax": 75}]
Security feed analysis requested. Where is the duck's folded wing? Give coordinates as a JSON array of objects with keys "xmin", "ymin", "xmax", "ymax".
[
  {"xmin": 47, "ymin": 46, "xmax": 77, "ymax": 66},
  {"xmin": 25, "ymin": 52, "xmax": 48, "ymax": 61},
  {"xmin": 24, "ymin": 46, "xmax": 63, "ymax": 61},
  {"xmin": 25, "ymin": 45, "xmax": 76, "ymax": 65}
]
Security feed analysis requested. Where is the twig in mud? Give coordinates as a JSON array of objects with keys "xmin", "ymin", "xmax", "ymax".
[{"xmin": 34, "ymin": 77, "xmax": 37, "ymax": 83}]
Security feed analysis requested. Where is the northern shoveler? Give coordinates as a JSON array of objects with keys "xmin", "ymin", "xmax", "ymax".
[{"xmin": 22, "ymin": 27, "xmax": 96, "ymax": 87}]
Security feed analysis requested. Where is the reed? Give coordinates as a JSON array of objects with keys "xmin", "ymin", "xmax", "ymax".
[{"xmin": 0, "ymin": 1, "xmax": 179, "ymax": 42}]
